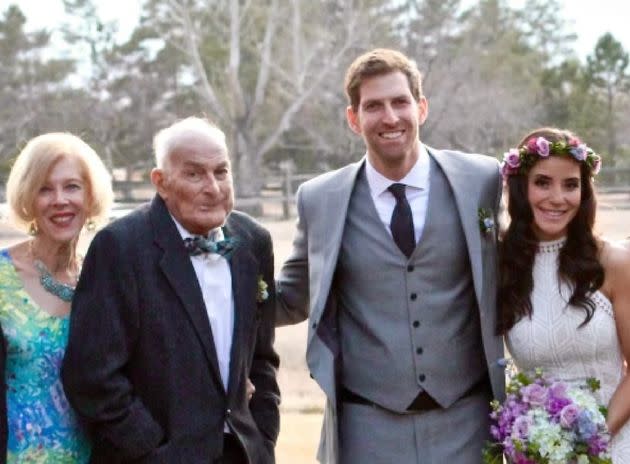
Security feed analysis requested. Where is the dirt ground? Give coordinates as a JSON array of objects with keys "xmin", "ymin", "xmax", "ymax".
[{"xmin": 1, "ymin": 200, "xmax": 629, "ymax": 464}]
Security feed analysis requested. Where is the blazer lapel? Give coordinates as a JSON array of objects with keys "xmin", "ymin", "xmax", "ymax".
[
  {"xmin": 150, "ymin": 196, "xmax": 225, "ymax": 391},
  {"xmin": 223, "ymin": 222, "xmax": 258, "ymax": 397},
  {"xmin": 429, "ymin": 149, "xmax": 486, "ymax": 312},
  {"xmin": 310, "ymin": 160, "xmax": 365, "ymax": 324}
]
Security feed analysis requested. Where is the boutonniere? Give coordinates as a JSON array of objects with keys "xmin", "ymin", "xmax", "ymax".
[
  {"xmin": 478, "ymin": 208, "xmax": 495, "ymax": 234},
  {"xmin": 257, "ymin": 275, "xmax": 269, "ymax": 303}
]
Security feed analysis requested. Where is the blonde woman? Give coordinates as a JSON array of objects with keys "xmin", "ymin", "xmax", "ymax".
[{"xmin": 0, "ymin": 133, "xmax": 112, "ymax": 462}]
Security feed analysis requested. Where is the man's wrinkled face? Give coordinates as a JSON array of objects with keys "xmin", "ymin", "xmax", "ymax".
[{"xmin": 152, "ymin": 135, "xmax": 234, "ymax": 235}]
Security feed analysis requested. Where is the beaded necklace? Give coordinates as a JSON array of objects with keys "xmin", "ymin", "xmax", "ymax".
[
  {"xmin": 29, "ymin": 240, "xmax": 78, "ymax": 303},
  {"xmin": 33, "ymin": 260, "xmax": 75, "ymax": 302}
]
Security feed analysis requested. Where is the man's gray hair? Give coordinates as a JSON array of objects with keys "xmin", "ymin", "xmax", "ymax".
[{"xmin": 153, "ymin": 117, "xmax": 227, "ymax": 168}]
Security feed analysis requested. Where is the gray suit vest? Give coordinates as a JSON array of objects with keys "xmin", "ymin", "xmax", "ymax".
[{"xmin": 337, "ymin": 157, "xmax": 487, "ymax": 412}]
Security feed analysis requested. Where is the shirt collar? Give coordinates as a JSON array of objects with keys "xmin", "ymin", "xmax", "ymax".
[
  {"xmin": 170, "ymin": 215, "xmax": 224, "ymax": 241},
  {"xmin": 365, "ymin": 143, "xmax": 430, "ymax": 196}
]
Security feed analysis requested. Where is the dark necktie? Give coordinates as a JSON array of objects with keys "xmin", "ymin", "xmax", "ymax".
[
  {"xmin": 183, "ymin": 236, "xmax": 237, "ymax": 258},
  {"xmin": 388, "ymin": 183, "xmax": 415, "ymax": 258}
]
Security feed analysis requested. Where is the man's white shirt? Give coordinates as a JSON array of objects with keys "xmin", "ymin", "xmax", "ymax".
[
  {"xmin": 365, "ymin": 143, "xmax": 431, "ymax": 244},
  {"xmin": 172, "ymin": 217, "xmax": 234, "ymax": 393}
]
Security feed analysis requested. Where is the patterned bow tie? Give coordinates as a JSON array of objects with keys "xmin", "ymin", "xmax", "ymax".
[{"xmin": 183, "ymin": 236, "xmax": 237, "ymax": 258}]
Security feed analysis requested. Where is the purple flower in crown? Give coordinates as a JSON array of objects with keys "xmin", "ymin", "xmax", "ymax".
[
  {"xmin": 570, "ymin": 143, "xmax": 588, "ymax": 161},
  {"xmin": 504, "ymin": 148, "xmax": 521, "ymax": 168},
  {"xmin": 535, "ymin": 137, "xmax": 550, "ymax": 157}
]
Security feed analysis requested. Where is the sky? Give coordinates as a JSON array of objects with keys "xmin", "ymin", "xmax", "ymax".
[{"xmin": 5, "ymin": 0, "xmax": 630, "ymax": 60}]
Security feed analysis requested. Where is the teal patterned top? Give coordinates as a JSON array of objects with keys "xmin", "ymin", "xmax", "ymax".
[{"xmin": 0, "ymin": 249, "xmax": 90, "ymax": 463}]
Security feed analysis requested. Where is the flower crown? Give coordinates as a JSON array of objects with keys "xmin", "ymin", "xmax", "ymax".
[{"xmin": 501, "ymin": 136, "xmax": 602, "ymax": 178}]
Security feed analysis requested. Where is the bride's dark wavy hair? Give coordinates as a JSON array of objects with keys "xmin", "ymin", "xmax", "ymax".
[{"xmin": 498, "ymin": 127, "xmax": 604, "ymax": 334}]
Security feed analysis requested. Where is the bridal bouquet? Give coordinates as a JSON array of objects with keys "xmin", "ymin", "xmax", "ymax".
[{"xmin": 483, "ymin": 368, "xmax": 612, "ymax": 464}]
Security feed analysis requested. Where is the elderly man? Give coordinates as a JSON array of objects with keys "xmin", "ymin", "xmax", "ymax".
[{"xmin": 62, "ymin": 117, "xmax": 280, "ymax": 464}]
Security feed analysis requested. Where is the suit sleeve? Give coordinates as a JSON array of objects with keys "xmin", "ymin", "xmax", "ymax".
[
  {"xmin": 275, "ymin": 186, "xmax": 311, "ymax": 326},
  {"xmin": 249, "ymin": 228, "xmax": 281, "ymax": 445},
  {"xmin": 61, "ymin": 229, "xmax": 164, "ymax": 460}
]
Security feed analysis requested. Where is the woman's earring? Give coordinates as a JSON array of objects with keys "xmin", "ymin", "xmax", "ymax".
[
  {"xmin": 86, "ymin": 218, "xmax": 96, "ymax": 231},
  {"xmin": 28, "ymin": 222, "xmax": 38, "ymax": 236}
]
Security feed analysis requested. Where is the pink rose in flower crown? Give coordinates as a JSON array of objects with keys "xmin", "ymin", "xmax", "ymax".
[
  {"xmin": 521, "ymin": 383, "xmax": 548, "ymax": 406},
  {"xmin": 504, "ymin": 149, "xmax": 521, "ymax": 168},
  {"xmin": 568, "ymin": 136, "xmax": 581, "ymax": 147}
]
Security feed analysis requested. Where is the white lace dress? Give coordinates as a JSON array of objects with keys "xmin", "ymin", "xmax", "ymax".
[{"xmin": 506, "ymin": 238, "xmax": 630, "ymax": 463}]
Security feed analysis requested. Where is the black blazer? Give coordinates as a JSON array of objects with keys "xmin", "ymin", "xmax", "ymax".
[{"xmin": 61, "ymin": 195, "xmax": 280, "ymax": 464}]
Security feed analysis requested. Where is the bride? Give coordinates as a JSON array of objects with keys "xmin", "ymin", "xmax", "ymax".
[{"xmin": 498, "ymin": 127, "xmax": 630, "ymax": 462}]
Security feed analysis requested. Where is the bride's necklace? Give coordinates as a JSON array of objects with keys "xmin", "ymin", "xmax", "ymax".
[{"xmin": 33, "ymin": 260, "xmax": 75, "ymax": 302}]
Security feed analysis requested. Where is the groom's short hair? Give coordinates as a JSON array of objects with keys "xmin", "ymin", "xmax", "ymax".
[{"xmin": 344, "ymin": 48, "xmax": 423, "ymax": 111}]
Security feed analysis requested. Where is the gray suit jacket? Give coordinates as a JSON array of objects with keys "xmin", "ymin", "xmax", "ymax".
[{"xmin": 276, "ymin": 148, "xmax": 505, "ymax": 464}]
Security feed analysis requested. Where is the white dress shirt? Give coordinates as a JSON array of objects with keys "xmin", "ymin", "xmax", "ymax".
[
  {"xmin": 171, "ymin": 217, "xmax": 234, "ymax": 393},
  {"xmin": 365, "ymin": 144, "xmax": 431, "ymax": 244}
]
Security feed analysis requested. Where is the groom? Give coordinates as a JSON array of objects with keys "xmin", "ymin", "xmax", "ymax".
[{"xmin": 276, "ymin": 48, "xmax": 505, "ymax": 463}]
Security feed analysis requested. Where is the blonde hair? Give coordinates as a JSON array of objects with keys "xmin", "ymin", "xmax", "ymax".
[
  {"xmin": 6, "ymin": 132, "xmax": 114, "ymax": 231},
  {"xmin": 153, "ymin": 117, "xmax": 227, "ymax": 169}
]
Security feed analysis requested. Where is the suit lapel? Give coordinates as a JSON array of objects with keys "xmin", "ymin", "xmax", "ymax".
[
  {"xmin": 150, "ymin": 196, "xmax": 225, "ymax": 391},
  {"xmin": 429, "ymin": 149, "xmax": 485, "ymax": 312},
  {"xmin": 310, "ymin": 160, "xmax": 364, "ymax": 323},
  {"xmin": 223, "ymin": 220, "xmax": 257, "ymax": 396}
]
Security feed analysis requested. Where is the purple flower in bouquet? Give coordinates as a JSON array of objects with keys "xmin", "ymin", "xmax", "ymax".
[
  {"xmin": 483, "ymin": 369, "xmax": 612, "ymax": 464},
  {"xmin": 512, "ymin": 415, "xmax": 532, "ymax": 439},
  {"xmin": 559, "ymin": 404, "xmax": 580, "ymax": 428},
  {"xmin": 514, "ymin": 454, "xmax": 536, "ymax": 464},
  {"xmin": 588, "ymin": 434, "xmax": 610, "ymax": 455},
  {"xmin": 547, "ymin": 396, "xmax": 571, "ymax": 417},
  {"xmin": 521, "ymin": 383, "xmax": 548, "ymax": 406},
  {"xmin": 577, "ymin": 410, "xmax": 598, "ymax": 439},
  {"xmin": 548, "ymin": 381, "xmax": 568, "ymax": 398}
]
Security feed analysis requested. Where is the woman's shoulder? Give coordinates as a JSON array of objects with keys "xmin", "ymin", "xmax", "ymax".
[
  {"xmin": 599, "ymin": 238, "xmax": 630, "ymax": 269},
  {"xmin": 598, "ymin": 238, "xmax": 630, "ymax": 294}
]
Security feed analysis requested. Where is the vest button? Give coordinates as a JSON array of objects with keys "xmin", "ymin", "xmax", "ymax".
[
  {"xmin": 312, "ymin": 322, "xmax": 317, "ymax": 329},
  {"xmin": 226, "ymin": 408, "xmax": 232, "ymax": 416},
  {"xmin": 416, "ymin": 347, "xmax": 423, "ymax": 355},
  {"xmin": 412, "ymin": 320, "xmax": 420, "ymax": 328},
  {"xmin": 410, "ymin": 293, "xmax": 417, "ymax": 301},
  {"xmin": 418, "ymin": 374, "xmax": 426, "ymax": 382},
  {"xmin": 407, "ymin": 265, "xmax": 414, "ymax": 272}
]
